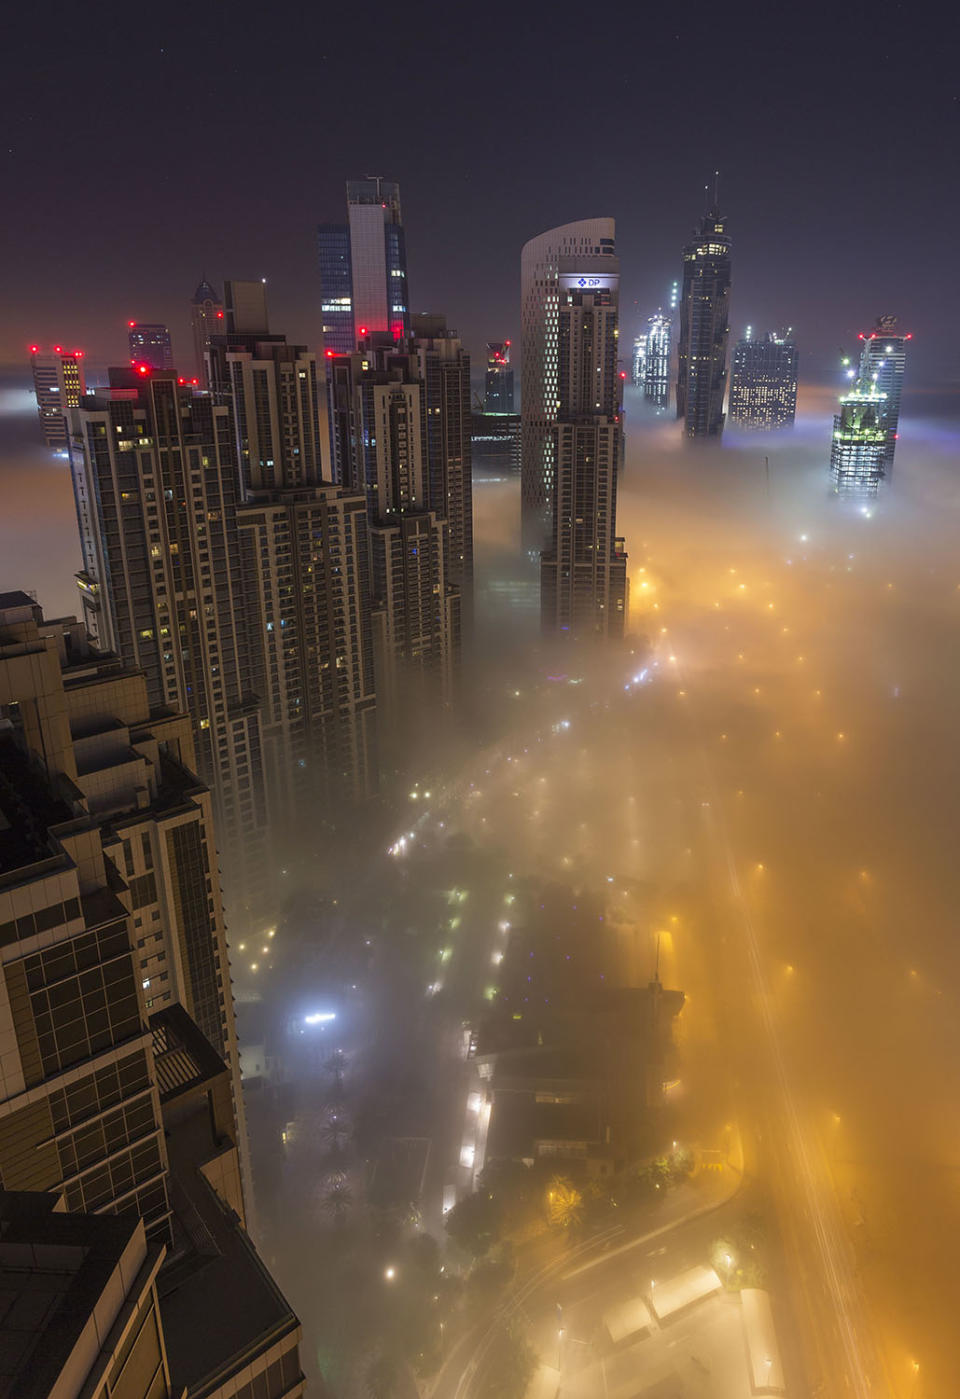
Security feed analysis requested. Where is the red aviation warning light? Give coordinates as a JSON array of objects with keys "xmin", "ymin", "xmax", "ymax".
[
  {"xmin": 136, "ymin": 364, "xmax": 150, "ymax": 376},
  {"xmin": 128, "ymin": 320, "xmax": 136, "ymax": 328},
  {"xmin": 29, "ymin": 345, "xmax": 39, "ymax": 354},
  {"xmin": 54, "ymin": 345, "xmax": 62, "ymax": 354},
  {"xmin": 216, "ymin": 310, "xmax": 224, "ymax": 318}
]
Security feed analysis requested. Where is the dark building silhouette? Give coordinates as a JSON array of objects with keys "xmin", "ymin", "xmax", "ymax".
[
  {"xmin": 676, "ymin": 203, "xmax": 731, "ymax": 438},
  {"xmin": 127, "ymin": 322, "xmax": 174, "ymax": 372},
  {"xmin": 484, "ymin": 341, "xmax": 514, "ymax": 412},
  {"xmin": 190, "ymin": 277, "xmax": 224, "ymax": 386}
]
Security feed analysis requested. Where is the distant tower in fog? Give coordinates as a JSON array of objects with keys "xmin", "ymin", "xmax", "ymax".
[
  {"xmin": 642, "ymin": 309, "xmax": 672, "ymax": 409},
  {"xmin": 857, "ymin": 316, "xmax": 910, "ymax": 475},
  {"xmin": 318, "ymin": 177, "xmax": 410, "ymax": 353},
  {"xmin": 729, "ymin": 329, "xmax": 798, "ymax": 430},
  {"xmin": 484, "ymin": 341, "xmax": 514, "ymax": 412},
  {"xmin": 30, "ymin": 344, "xmax": 86, "ymax": 448},
  {"xmin": 190, "ymin": 277, "xmax": 224, "ymax": 386},
  {"xmin": 127, "ymin": 322, "xmax": 174, "ymax": 371},
  {"xmin": 676, "ymin": 195, "xmax": 731, "ymax": 438}
]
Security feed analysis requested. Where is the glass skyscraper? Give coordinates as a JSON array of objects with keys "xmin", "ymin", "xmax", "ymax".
[
  {"xmin": 857, "ymin": 316, "xmax": 910, "ymax": 474},
  {"xmin": 676, "ymin": 204, "xmax": 731, "ymax": 438},
  {"xmin": 729, "ymin": 329, "xmax": 798, "ymax": 430},
  {"xmin": 829, "ymin": 389, "xmax": 888, "ymax": 496},
  {"xmin": 642, "ymin": 310, "xmax": 672, "ymax": 409},
  {"xmin": 318, "ymin": 177, "xmax": 409, "ymax": 354}
]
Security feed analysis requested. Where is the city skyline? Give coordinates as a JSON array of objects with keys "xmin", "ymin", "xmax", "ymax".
[
  {"xmin": 3, "ymin": 10, "xmax": 952, "ymax": 389},
  {"xmin": 2, "ymin": 6, "xmax": 959, "ymax": 1397}
]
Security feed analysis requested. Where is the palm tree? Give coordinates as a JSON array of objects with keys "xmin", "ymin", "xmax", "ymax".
[
  {"xmin": 546, "ymin": 1176, "xmax": 583, "ymax": 1229},
  {"xmin": 319, "ymin": 1172, "xmax": 354, "ymax": 1225}
]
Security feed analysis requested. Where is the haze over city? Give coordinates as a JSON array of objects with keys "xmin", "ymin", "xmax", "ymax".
[{"xmin": 1, "ymin": 5, "xmax": 958, "ymax": 1399}]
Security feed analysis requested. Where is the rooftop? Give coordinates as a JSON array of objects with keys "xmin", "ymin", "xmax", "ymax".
[{"xmin": 0, "ymin": 1192, "xmax": 160, "ymax": 1399}]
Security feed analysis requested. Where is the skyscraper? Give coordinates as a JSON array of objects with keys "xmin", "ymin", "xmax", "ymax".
[
  {"xmin": 484, "ymin": 341, "xmax": 515, "ymax": 412},
  {"xmin": 729, "ymin": 328, "xmax": 798, "ymax": 430},
  {"xmin": 829, "ymin": 388, "xmax": 887, "ymax": 496},
  {"xmin": 412, "ymin": 315, "xmax": 474, "ymax": 597},
  {"xmin": 632, "ymin": 332, "xmax": 646, "ymax": 388},
  {"xmin": 328, "ymin": 339, "xmax": 460, "ymax": 712},
  {"xmin": 857, "ymin": 316, "xmax": 910, "ymax": 474},
  {"xmin": 127, "ymin": 322, "xmax": 174, "ymax": 371},
  {"xmin": 318, "ymin": 177, "xmax": 409, "ymax": 354},
  {"xmin": 642, "ymin": 309, "xmax": 672, "ymax": 409},
  {"xmin": 534, "ymin": 230, "xmax": 628, "ymax": 638},
  {"xmin": 67, "ymin": 369, "xmax": 271, "ymax": 929},
  {"xmin": 207, "ymin": 321, "xmax": 328, "ymax": 490},
  {"xmin": 190, "ymin": 276, "xmax": 224, "ymax": 385},
  {"xmin": 521, "ymin": 218, "xmax": 618, "ymax": 556},
  {"xmin": 0, "ymin": 593, "xmax": 304, "ymax": 1397},
  {"xmin": 676, "ymin": 203, "xmax": 731, "ymax": 438},
  {"xmin": 207, "ymin": 285, "xmax": 378, "ymax": 817},
  {"xmin": 29, "ymin": 344, "xmax": 86, "ymax": 448}
]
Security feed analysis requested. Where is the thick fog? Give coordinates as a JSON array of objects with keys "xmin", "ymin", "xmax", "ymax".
[{"xmin": 3, "ymin": 377, "xmax": 959, "ymax": 1397}]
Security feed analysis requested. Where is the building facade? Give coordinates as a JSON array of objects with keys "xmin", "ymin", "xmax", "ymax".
[
  {"xmin": 128, "ymin": 324, "xmax": 174, "ymax": 373},
  {"xmin": 412, "ymin": 319, "xmax": 474, "ymax": 597},
  {"xmin": 676, "ymin": 205, "xmax": 731, "ymax": 438},
  {"xmin": 207, "ymin": 291, "xmax": 378, "ymax": 817},
  {"xmin": 728, "ymin": 329, "xmax": 798, "ymax": 430},
  {"xmin": 67, "ymin": 370, "xmax": 271, "ymax": 931},
  {"xmin": 857, "ymin": 316, "xmax": 910, "ymax": 474},
  {"xmin": 642, "ymin": 310, "xmax": 672, "ymax": 408},
  {"xmin": 471, "ymin": 412, "xmax": 521, "ymax": 474},
  {"xmin": 328, "ymin": 340, "xmax": 460, "ymax": 713},
  {"xmin": 0, "ymin": 593, "xmax": 306, "ymax": 1396},
  {"xmin": 538, "ymin": 264, "xmax": 627, "ymax": 639},
  {"xmin": 521, "ymin": 218, "xmax": 618, "ymax": 557},
  {"xmin": 190, "ymin": 278, "xmax": 224, "ymax": 387},
  {"xmin": 318, "ymin": 177, "xmax": 409, "ymax": 354},
  {"xmin": 829, "ymin": 389, "xmax": 888, "ymax": 496},
  {"xmin": 484, "ymin": 341, "xmax": 515, "ymax": 412},
  {"xmin": 30, "ymin": 345, "xmax": 86, "ymax": 449}
]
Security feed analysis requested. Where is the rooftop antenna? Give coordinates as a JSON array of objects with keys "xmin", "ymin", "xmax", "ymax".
[
  {"xmin": 714, "ymin": 169, "xmax": 720, "ymax": 206},
  {"xmin": 654, "ymin": 933, "xmax": 661, "ymax": 982}
]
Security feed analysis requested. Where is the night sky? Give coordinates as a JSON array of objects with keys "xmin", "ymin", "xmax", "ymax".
[{"xmin": 3, "ymin": 1, "xmax": 957, "ymax": 386}]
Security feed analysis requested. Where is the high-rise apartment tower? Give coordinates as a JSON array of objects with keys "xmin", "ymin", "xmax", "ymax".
[
  {"xmin": 67, "ymin": 369, "xmax": 271, "ymax": 929},
  {"xmin": 521, "ymin": 218, "xmax": 618, "ymax": 556},
  {"xmin": 529, "ymin": 224, "xmax": 627, "ymax": 638},
  {"xmin": 207, "ymin": 286, "xmax": 378, "ymax": 817}
]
